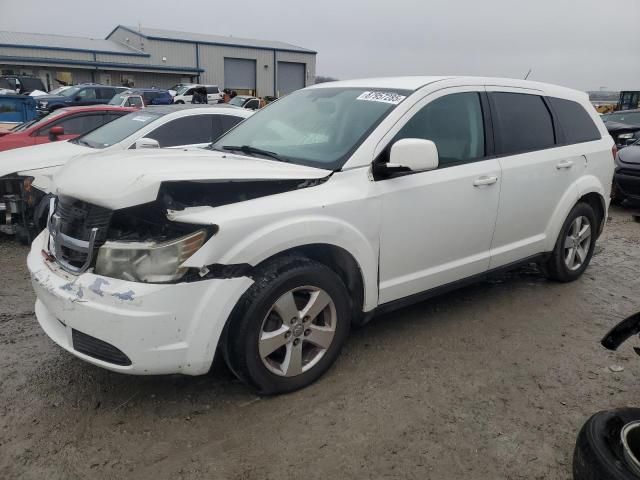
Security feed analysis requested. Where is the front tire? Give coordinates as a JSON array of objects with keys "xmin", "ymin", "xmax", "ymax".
[
  {"xmin": 545, "ymin": 202, "xmax": 597, "ymax": 282},
  {"xmin": 223, "ymin": 256, "xmax": 351, "ymax": 395}
]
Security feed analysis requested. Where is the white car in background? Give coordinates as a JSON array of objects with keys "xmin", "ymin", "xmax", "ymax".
[
  {"xmin": 0, "ymin": 104, "xmax": 252, "ymax": 234},
  {"xmin": 173, "ymin": 84, "xmax": 223, "ymax": 104},
  {"xmin": 28, "ymin": 76, "xmax": 614, "ymax": 395}
]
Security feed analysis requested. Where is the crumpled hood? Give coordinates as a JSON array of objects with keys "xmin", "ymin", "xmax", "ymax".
[
  {"xmin": 0, "ymin": 140, "xmax": 91, "ymax": 177},
  {"xmin": 53, "ymin": 148, "xmax": 331, "ymax": 210},
  {"xmin": 617, "ymin": 145, "xmax": 640, "ymax": 165}
]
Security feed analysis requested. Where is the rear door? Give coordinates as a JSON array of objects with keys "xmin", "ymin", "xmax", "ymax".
[{"xmin": 487, "ymin": 88, "xmax": 584, "ymax": 268}]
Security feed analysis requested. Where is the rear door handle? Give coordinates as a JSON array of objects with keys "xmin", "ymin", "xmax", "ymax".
[
  {"xmin": 473, "ymin": 175, "xmax": 498, "ymax": 187},
  {"xmin": 556, "ymin": 160, "xmax": 574, "ymax": 170}
]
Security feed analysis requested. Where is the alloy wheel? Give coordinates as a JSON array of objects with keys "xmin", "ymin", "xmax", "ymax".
[
  {"xmin": 258, "ymin": 286, "xmax": 337, "ymax": 377},
  {"xmin": 564, "ymin": 215, "xmax": 592, "ymax": 271}
]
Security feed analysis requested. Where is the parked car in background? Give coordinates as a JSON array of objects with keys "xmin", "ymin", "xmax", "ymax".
[
  {"xmin": 173, "ymin": 84, "xmax": 222, "ymax": 104},
  {"xmin": 0, "ymin": 106, "xmax": 135, "ymax": 152},
  {"xmin": 108, "ymin": 93, "xmax": 145, "ymax": 108},
  {"xmin": 1, "ymin": 75, "xmax": 47, "ymax": 95},
  {"xmin": 26, "ymin": 77, "xmax": 614, "ymax": 394},
  {"xmin": 601, "ymin": 109, "xmax": 640, "ymax": 148},
  {"xmin": 35, "ymin": 84, "xmax": 126, "ymax": 114},
  {"xmin": 118, "ymin": 88, "xmax": 173, "ymax": 106},
  {"xmin": 612, "ymin": 139, "xmax": 640, "ymax": 205},
  {"xmin": 0, "ymin": 104, "xmax": 252, "ymax": 241},
  {"xmin": 228, "ymin": 95, "xmax": 261, "ymax": 110}
]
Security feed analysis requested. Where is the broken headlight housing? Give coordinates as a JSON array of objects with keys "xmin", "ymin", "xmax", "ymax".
[{"xmin": 94, "ymin": 229, "xmax": 206, "ymax": 283}]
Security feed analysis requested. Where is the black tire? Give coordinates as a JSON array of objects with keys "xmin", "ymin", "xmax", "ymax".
[
  {"xmin": 545, "ymin": 202, "xmax": 597, "ymax": 282},
  {"xmin": 222, "ymin": 255, "xmax": 351, "ymax": 395},
  {"xmin": 175, "ymin": 100, "xmax": 184, "ymax": 104},
  {"xmin": 573, "ymin": 408, "xmax": 640, "ymax": 480}
]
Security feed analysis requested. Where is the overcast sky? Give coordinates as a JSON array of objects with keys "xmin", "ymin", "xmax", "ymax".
[{"xmin": 1, "ymin": 0, "xmax": 638, "ymax": 91}]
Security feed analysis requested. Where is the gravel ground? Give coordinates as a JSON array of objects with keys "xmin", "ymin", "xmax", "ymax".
[{"xmin": 1, "ymin": 206, "xmax": 640, "ymax": 480}]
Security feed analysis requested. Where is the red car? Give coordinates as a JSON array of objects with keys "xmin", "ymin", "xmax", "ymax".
[{"xmin": 0, "ymin": 105, "xmax": 137, "ymax": 152}]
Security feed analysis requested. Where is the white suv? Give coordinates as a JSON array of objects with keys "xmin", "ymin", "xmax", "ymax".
[
  {"xmin": 28, "ymin": 77, "xmax": 614, "ymax": 394},
  {"xmin": 173, "ymin": 84, "xmax": 222, "ymax": 104}
]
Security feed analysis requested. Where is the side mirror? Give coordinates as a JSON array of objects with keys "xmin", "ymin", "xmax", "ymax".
[
  {"xmin": 388, "ymin": 138, "xmax": 439, "ymax": 172},
  {"xmin": 49, "ymin": 126, "xmax": 64, "ymax": 141},
  {"xmin": 134, "ymin": 137, "xmax": 160, "ymax": 149}
]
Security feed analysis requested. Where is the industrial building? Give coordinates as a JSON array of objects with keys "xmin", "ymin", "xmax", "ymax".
[{"xmin": 0, "ymin": 26, "xmax": 317, "ymax": 96}]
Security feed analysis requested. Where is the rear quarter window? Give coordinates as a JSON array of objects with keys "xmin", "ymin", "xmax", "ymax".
[{"xmin": 548, "ymin": 97, "xmax": 601, "ymax": 144}]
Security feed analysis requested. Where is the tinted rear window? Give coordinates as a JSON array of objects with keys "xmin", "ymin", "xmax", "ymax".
[
  {"xmin": 491, "ymin": 92, "xmax": 555, "ymax": 155},
  {"xmin": 548, "ymin": 98, "xmax": 601, "ymax": 144}
]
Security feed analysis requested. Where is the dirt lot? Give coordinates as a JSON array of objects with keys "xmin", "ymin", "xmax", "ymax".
[{"xmin": 1, "ymin": 206, "xmax": 639, "ymax": 480}]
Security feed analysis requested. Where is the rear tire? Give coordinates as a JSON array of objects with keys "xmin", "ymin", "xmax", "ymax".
[
  {"xmin": 545, "ymin": 202, "xmax": 597, "ymax": 282},
  {"xmin": 222, "ymin": 255, "xmax": 351, "ymax": 395}
]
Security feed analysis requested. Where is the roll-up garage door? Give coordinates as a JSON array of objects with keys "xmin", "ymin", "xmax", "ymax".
[
  {"xmin": 224, "ymin": 58, "xmax": 256, "ymax": 90},
  {"xmin": 277, "ymin": 62, "xmax": 305, "ymax": 96}
]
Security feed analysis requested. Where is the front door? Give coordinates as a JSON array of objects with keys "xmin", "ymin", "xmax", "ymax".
[{"xmin": 376, "ymin": 89, "xmax": 501, "ymax": 304}]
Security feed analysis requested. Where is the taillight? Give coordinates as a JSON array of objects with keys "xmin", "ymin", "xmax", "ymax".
[{"xmin": 612, "ymin": 145, "xmax": 618, "ymax": 160}]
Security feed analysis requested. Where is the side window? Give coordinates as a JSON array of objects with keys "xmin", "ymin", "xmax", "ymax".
[
  {"xmin": 146, "ymin": 115, "xmax": 216, "ymax": 147},
  {"xmin": 548, "ymin": 97, "xmax": 601, "ymax": 144},
  {"xmin": 37, "ymin": 114, "xmax": 105, "ymax": 136},
  {"xmin": 394, "ymin": 92, "xmax": 485, "ymax": 166},
  {"xmin": 127, "ymin": 97, "xmax": 143, "ymax": 108},
  {"xmin": 99, "ymin": 88, "xmax": 115, "ymax": 100},
  {"xmin": 220, "ymin": 114, "xmax": 243, "ymax": 133},
  {"xmin": 490, "ymin": 92, "xmax": 555, "ymax": 155},
  {"xmin": 206, "ymin": 86, "xmax": 219, "ymax": 94},
  {"xmin": 77, "ymin": 88, "xmax": 97, "ymax": 100},
  {"xmin": 245, "ymin": 100, "xmax": 260, "ymax": 110},
  {"xmin": 185, "ymin": 88, "xmax": 195, "ymax": 96}
]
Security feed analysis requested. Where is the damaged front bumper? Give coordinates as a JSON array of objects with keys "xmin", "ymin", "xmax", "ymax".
[{"xmin": 28, "ymin": 230, "xmax": 254, "ymax": 375}]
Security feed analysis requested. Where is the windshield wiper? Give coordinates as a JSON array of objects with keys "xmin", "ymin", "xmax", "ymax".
[{"xmin": 221, "ymin": 145, "xmax": 287, "ymax": 162}]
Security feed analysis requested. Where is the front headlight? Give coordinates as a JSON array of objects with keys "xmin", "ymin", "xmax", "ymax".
[
  {"xmin": 38, "ymin": 101, "xmax": 48, "ymax": 108},
  {"xmin": 618, "ymin": 133, "xmax": 634, "ymax": 140},
  {"xmin": 95, "ymin": 229, "xmax": 206, "ymax": 283}
]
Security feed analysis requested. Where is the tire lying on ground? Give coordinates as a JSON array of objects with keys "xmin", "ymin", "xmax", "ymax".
[{"xmin": 573, "ymin": 408, "xmax": 640, "ymax": 480}]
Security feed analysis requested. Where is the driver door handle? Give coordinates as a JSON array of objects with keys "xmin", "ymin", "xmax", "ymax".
[
  {"xmin": 556, "ymin": 160, "xmax": 574, "ymax": 170},
  {"xmin": 473, "ymin": 175, "xmax": 498, "ymax": 187}
]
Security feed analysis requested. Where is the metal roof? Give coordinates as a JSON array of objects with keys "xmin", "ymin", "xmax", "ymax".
[
  {"xmin": 115, "ymin": 25, "xmax": 317, "ymax": 54},
  {"xmin": 0, "ymin": 30, "xmax": 146, "ymax": 56}
]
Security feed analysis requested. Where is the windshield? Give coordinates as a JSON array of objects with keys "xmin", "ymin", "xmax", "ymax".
[
  {"xmin": 59, "ymin": 86, "xmax": 82, "ymax": 97},
  {"xmin": 175, "ymin": 85, "xmax": 193, "ymax": 95},
  {"xmin": 229, "ymin": 96, "xmax": 246, "ymax": 107},
  {"xmin": 605, "ymin": 112, "xmax": 640, "ymax": 125},
  {"xmin": 108, "ymin": 94, "xmax": 126, "ymax": 106},
  {"xmin": 11, "ymin": 109, "xmax": 68, "ymax": 132},
  {"xmin": 214, "ymin": 88, "xmax": 410, "ymax": 169},
  {"xmin": 73, "ymin": 111, "xmax": 161, "ymax": 149},
  {"xmin": 49, "ymin": 86, "xmax": 70, "ymax": 95}
]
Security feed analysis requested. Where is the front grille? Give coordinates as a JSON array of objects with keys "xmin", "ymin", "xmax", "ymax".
[
  {"xmin": 72, "ymin": 329, "xmax": 132, "ymax": 366},
  {"xmin": 52, "ymin": 195, "xmax": 113, "ymax": 272},
  {"xmin": 56, "ymin": 195, "xmax": 112, "ymax": 245}
]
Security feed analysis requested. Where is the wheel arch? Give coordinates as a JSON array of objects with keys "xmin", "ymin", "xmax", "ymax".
[{"xmin": 253, "ymin": 243, "xmax": 368, "ymax": 326}]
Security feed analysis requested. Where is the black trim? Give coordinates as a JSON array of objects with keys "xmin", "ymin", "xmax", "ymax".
[
  {"xmin": 373, "ymin": 253, "xmax": 549, "ymax": 316},
  {"xmin": 543, "ymin": 95, "xmax": 566, "ymax": 145},
  {"xmin": 72, "ymin": 329, "xmax": 131, "ymax": 366},
  {"xmin": 480, "ymin": 91, "xmax": 496, "ymax": 157}
]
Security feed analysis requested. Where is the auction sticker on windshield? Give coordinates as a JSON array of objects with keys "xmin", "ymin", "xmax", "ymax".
[
  {"xmin": 132, "ymin": 115, "xmax": 153, "ymax": 122},
  {"xmin": 356, "ymin": 91, "xmax": 406, "ymax": 105}
]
